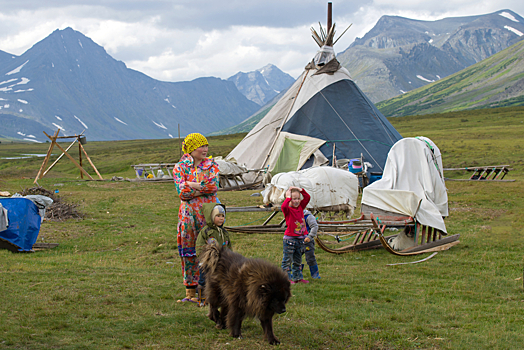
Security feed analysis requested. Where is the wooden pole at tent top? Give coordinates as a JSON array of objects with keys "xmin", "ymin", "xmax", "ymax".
[{"xmin": 327, "ymin": 2, "xmax": 332, "ymax": 34}]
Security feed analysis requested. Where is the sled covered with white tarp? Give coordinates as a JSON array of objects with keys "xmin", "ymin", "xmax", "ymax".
[
  {"xmin": 314, "ymin": 137, "xmax": 459, "ymax": 255},
  {"xmin": 358, "ymin": 137, "xmax": 459, "ymax": 255}
]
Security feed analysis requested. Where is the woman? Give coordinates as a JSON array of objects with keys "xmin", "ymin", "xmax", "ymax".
[{"xmin": 173, "ymin": 133, "xmax": 219, "ymax": 303}]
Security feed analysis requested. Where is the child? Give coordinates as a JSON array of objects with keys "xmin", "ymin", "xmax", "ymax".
[
  {"xmin": 303, "ymin": 209, "xmax": 321, "ymax": 279},
  {"xmin": 195, "ymin": 203, "xmax": 231, "ymax": 305},
  {"xmin": 281, "ymin": 186, "xmax": 310, "ymax": 284}
]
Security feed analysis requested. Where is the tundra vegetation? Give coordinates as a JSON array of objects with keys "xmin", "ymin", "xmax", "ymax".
[{"xmin": 0, "ymin": 106, "xmax": 523, "ymax": 349}]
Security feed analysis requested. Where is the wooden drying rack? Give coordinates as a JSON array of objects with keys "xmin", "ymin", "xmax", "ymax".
[{"xmin": 34, "ymin": 129, "xmax": 103, "ymax": 183}]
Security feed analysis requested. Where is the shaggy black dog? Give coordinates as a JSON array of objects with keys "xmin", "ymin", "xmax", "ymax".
[{"xmin": 199, "ymin": 244, "xmax": 291, "ymax": 345}]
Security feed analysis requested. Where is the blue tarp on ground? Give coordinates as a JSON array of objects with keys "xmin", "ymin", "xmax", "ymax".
[{"xmin": 0, "ymin": 198, "xmax": 41, "ymax": 252}]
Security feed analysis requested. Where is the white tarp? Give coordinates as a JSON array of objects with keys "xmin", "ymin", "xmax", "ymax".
[
  {"xmin": 361, "ymin": 137, "xmax": 448, "ymax": 232},
  {"xmin": 262, "ymin": 166, "xmax": 359, "ymax": 213},
  {"xmin": 0, "ymin": 204, "xmax": 8, "ymax": 232},
  {"xmin": 215, "ymin": 158, "xmax": 248, "ymax": 176}
]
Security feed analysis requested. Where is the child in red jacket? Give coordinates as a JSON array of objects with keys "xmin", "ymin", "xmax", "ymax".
[{"xmin": 281, "ymin": 186, "xmax": 310, "ymax": 284}]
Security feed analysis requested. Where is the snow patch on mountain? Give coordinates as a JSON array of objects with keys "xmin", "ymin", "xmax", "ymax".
[
  {"xmin": 10, "ymin": 77, "xmax": 30, "ymax": 86},
  {"xmin": 6, "ymin": 60, "xmax": 29, "ymax": 75},
  {"xmin": 74, "ymin": 115, "xmax": 88, "ymax": 129},
  {"xmin": 504, "ymin": 26, "xmax": 523, "ymax": 36},
  {"xmin": 499, "ymin": 12, "xmax": 519, "ymax": 22},
  {"xmin": 416, "ymin": 75, "xmax": 435, "ymax": 83},
  {"xmin": 52, "ymin": 123, "xmax": 65, "ymax": 130},
  {"xmin": 0, "ymin": 79, "xmax": 17, "ymax": 85},
  {"xmin": 114, "ymin": 117, "xmax": 128, "ymax": 125},
  {"xmin": 152, "ymin": 121, "xmax": 167, "ymax": 130}
]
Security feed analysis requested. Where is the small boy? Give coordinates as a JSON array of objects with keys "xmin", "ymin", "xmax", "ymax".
[
  {"xmin": 281, "ymin": 186, "xmax": 310, "ymax": 284},
  {"xmin": 196, "ymin": 203, "xmax": 231, "ymax": 305},
  {"xmin": 303, "ymin": 209, "xmax": 321, "ymax": 279}
]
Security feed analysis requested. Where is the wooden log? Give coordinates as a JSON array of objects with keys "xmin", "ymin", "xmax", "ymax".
[
  {"xmin": 227, "ymin": 206, "xmax": 275, "ymax": 212},
  {"xmin": 419, "ymin": 224, "xmax": 426, "ymax": 246},
  {"xmin": 34, "ymin": 129, "xmax": 60, "ymax": 183},
  {"xmin": 402, "ymin": 234, "xmax": 460, "ymax": 253},
  {"xmin": 79, "ymin": 141, "xmax": 83, "ymax": 179},
  {"xmin": 42, "ymin": 138, "xmax": 77, "ymax": 177},
  {"xmin": 262, "ymin": 211, "xmax": 279, "ymax": 226},
  {"xmin": 43, "ymin": 131, "xmax": 93, "ymax": 180},
  {"xmin": 32, "ymin": 243, "xmax": 59, "ymax": 249},
  {"xmin": 79, "ymin": 142, "xmax": 103, "ymax": 180}
]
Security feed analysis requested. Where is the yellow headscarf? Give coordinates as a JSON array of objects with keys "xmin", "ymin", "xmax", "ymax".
[{"xmin": 182, "ymin": 133, "xmax": 208, "ymax": 154}]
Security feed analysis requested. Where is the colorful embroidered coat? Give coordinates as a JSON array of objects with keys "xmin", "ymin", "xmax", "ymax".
[{"xmin": 173, "ymin": 154, "xmax": 219, "ymax": 257}]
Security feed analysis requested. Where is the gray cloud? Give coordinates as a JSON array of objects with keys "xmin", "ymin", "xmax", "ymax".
[{"xmin": 0, "ymin": 0, "xmax": 522, "ymax": 82}]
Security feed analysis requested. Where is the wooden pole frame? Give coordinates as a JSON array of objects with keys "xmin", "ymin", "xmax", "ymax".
[
  {"xmin": 34, "ymin": 129, "xmax": 103, "ymax": 183},
  {"xmin": 34, "ymin": 129, "xmax": 59, "ymax": 183}
]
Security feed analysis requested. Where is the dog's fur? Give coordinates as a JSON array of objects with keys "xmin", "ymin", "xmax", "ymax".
[{"xmin": 199, "ymin": 244, "xmax": 291, "ymax": 345}]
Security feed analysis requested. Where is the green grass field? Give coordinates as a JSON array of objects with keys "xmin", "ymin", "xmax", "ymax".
[{"xmin": 0, "ymin": 107, "xmax": 523, "ymax": 349}]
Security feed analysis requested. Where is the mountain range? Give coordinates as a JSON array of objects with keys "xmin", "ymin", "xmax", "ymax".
[
  {"xmin": 376, "ymin": 39, "xmax": 524, "ymax": 117},
  {"xmin": 338, "ymin": 9, "xmax": 524, "ymax": 103},
  {"xmin": 2, "ymin": 9, "xmax": 524, "ymax": 142},
  {"xmin": 0, "ymin": 28, "xmax": 260, "ymax": 142},
  {"xmin": 209, "ymin": 9, "xmax": 524, "ymax": 136},
  {"xmin": 227, "ymin": 64, "xmax": 295, "ymax": 106}
]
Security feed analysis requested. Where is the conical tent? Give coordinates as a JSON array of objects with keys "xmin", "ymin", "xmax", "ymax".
[{"xmin": 227, "ymin": 25, "xmax": 402, "ymax": 183}]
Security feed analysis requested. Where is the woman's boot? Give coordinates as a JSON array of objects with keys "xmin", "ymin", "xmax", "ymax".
[{"xmin": 177, "ymin": 287, "xmax": 198, "ymax": 303}]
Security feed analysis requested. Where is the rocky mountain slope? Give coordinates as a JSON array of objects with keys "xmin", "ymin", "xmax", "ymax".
[
  {"xmin": 377, "ymin": 39, "xmax": 524, "ymax": 117},
  {"xmin": 338, "ymin": 9, "xmax": 524, "ymax": 102},
  {"xmin": 0, "ymin": 28, "xmax": 259, "ymax": 142},
  {"xmin": 227, "ymin": 64, "xmax": 295, "ymax": 105}
]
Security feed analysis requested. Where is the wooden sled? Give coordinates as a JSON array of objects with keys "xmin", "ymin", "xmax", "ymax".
[
  {"xmin": 365, "ymin": 209, "xmax": 460, "ymax": 256},
  {"xmin": 316, "ymin": 204, "xmax": 460, "ymax": 255},
  {"xmin": 315, "ymin": 211, "xmax": 413, "ymax": 254}
]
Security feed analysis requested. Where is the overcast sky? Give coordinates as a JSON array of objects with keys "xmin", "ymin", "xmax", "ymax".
[{"xmin": 0, "ymin": 0, "xmax": 523, "ymax": 82}]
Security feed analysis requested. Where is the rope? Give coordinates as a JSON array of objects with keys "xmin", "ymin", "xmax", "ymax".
[
  {"xmin": 325, "ymin": 139, "xmax": 393, "ymax": 147},
  {"xmin": 319, "ymin": 231, "xmax": 359, "ymax": 242},
  {"xmin": 300, "ymin": 73, "xmax": 383, "ymax": 171},
  {"xmin": 317, "ymin": 87, "xmax": 384, "ymax": 171},
  {"xmin": 416, "ymin": 137, "xmax": 442, "ymax": 176}
]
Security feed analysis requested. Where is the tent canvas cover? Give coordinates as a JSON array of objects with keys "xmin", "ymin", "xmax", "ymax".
[{"xmin": 227, "ymin": 33, "xmax": 402, "ymax": 183}]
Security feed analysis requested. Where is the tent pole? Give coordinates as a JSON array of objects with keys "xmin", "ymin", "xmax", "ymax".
[{"xmin": 327, "ymin": 2, "xmax": 332, "ymax": 35}]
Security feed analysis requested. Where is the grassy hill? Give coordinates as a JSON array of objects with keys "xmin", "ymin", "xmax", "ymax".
[
  {"xmin": 377, "ymin": 40, "xmax": 524, "ymax": 117},
  {"xmin": 1, "ymin": 108, "xmax": 523, "ymax": 349}
]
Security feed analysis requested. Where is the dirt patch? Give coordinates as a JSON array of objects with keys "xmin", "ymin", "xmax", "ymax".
[{"xmin": 19, "ymin": 187, "xmax": 84, "ymax": 222}]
